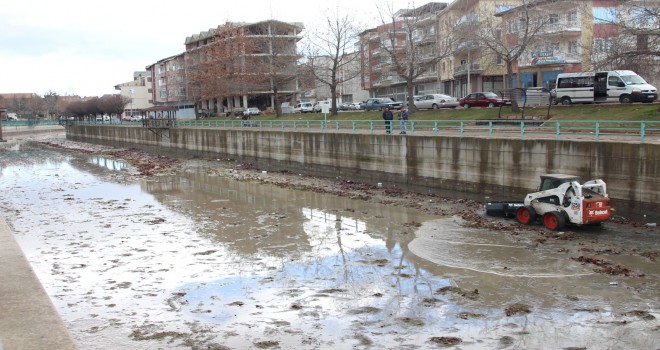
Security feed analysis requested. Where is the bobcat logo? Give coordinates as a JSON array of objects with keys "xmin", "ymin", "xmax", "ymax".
[{"xmin": 570, "ymin": 202, "xmax": 580, "ymax": 211}]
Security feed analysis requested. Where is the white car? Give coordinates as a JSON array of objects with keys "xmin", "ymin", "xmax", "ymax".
[
  {"xmin": 294, "ymin": 102, "xmax": 314, "ymax": 113},
  {"xmin": 414, "ymin": 94, "xmax": 459, "ymax": 109},
  {"xmin": 246, "ymin": 107, "xmax": 261, "ymax": 116}
]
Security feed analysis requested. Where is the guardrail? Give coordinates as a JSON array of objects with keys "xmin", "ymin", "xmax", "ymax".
[
  {"xmin": 57, "ymin": 119, "xmax": 660, "ymax": 144},
  {"xmin": 1, "ymin": 119, "xmax": 61, "ymax": 127}
]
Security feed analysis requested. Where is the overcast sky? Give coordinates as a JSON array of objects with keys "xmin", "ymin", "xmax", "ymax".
[{"xmin": 0, "ymin": 0, "xmax": 430, "ymax": 97}]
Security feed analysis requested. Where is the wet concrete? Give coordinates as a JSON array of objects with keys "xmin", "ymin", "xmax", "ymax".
[{"xmin": 0, "ymin": 139, "xmax": 658, "ymax": 349}]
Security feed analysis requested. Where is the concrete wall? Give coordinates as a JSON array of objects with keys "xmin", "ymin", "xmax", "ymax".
[{"xmin": 66, "ymin": 125, "xmax": 660, "ymax": 206}]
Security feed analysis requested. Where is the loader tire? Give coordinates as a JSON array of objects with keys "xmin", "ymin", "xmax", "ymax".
[
  {"xmin": 543, "ymin": 211, "xmax": 566, "ymax": 231},
  {"xmin": 516, "ymin": 206, "xmax": 537, "ymax": 225}
]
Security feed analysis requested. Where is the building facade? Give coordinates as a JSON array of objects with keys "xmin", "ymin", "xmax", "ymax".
[
  {"xmin": 184, "ymin": 20, "xmax": 303, "ymax": 116},
  {"xmin": 114, "ymin": 71, "xmax": 155, "ymax": 119},
  {"xmin": 145, "ymin": 54, "xmax": 194, "ymax": 118}
]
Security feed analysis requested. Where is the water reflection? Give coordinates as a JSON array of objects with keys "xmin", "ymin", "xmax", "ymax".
[
  {"xmin": 0, "ymin": 142, "xmax": 658, "ymax": 350},
  {"xmin": 89, "ymin": 156, "xmax": 127, "ymax": 171}
]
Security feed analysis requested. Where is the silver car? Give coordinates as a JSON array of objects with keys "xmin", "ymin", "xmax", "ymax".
[{"xmin": 414, "ymin": 94, "xmax": 459, "ymax": 109}]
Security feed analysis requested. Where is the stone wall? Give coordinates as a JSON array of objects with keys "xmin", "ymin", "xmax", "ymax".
[{"xmin": 66, "ymin": 125, "xmax": 660, "ymax": 206}]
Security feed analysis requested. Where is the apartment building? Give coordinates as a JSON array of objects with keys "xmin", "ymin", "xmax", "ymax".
[
  {"xmin": 184, "ymin": 20, "xmax": 303, "ymax": 115},
  {"xmin": 305, "ymin": 52, "xmax": 368, "ymax": 105},
  {"xmin": 145, "ymin": 54, "xmax": 194, "ymax": 118},
  {"xmin": 497, "ymin": 0, "xmax": 659, "ymax": 89},
  {"xmin": 359, "ymin": 3, "xmax": 448, "ymax": 101},
  {"xmin": 114, "ymin": 71, "xmax": 155, "ymax": 118},
  {"xmin": 359, "ymin": 1, "xmax": 521, "ymax": 100}
]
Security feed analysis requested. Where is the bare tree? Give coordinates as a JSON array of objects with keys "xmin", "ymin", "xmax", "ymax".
[
  {"xmin": 589, "ymin": 1, "xmax": 660, "ymax": 83},
  {"xmin": 305, "ymin": 11, "xmax": 362, "ymax": 116},
  {"xmin": 472, "ymin": 0, "xmax": 553, "ymax": 110},
  {"xmin": 379, "ymin": 2, "xmax": 455, "ymax": 114},
  {"xmin": 187, "ymin": 23, "xmax": 259, "ymax": 116}
]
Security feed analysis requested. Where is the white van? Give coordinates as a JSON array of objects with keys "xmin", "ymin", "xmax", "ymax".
[
  {"xmin": 313, "ymin": 100, "xmax": 332, "ymax": 113},
  {"xmin": 554, "ymin": 70, "xmax": 657, "ymax": 105}
]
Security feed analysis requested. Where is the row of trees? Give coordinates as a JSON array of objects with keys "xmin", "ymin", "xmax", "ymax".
[{"xmin": 1, "ymin": 93, "xmax": 129, "ymax": 119}]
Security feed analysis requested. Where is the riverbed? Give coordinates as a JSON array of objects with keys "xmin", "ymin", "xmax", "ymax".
[{"xmin": 0, "ymin": 135, "xmax": 658, "ymax": 349}]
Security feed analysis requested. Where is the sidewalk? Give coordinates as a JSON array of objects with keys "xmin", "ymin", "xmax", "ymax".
[{"xmin": 0, "ymin": 217, "xmax": 77, "ymax": 350}]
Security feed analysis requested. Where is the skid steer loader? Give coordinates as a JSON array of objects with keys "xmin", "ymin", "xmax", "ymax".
[{"xmin": 486, "ymin": 174, "xmax": 612, "ymax": 230}]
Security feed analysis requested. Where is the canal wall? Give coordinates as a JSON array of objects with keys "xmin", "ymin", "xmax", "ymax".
[{"xmin": 66, "ymin": 125, "xmax": 660, "ymax": 207}]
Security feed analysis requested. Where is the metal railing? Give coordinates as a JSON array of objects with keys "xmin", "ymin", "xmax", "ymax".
[{"xmin": 57, "ymin": 119, "xmax": 660, "ymax": 144}]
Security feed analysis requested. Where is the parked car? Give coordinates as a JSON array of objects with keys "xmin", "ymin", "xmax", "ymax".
[
  {"xmin": 363, "ymin": 97, "xmax": 403, "ymax": 111},
  {"xmin": 414, "ymin": 94, "xmax": 459, "ymax": 109},
  {"xmin": 459, "ymin": 92, "xmax": 511, "ymax": 108},
  {"xmin": 350, "ymin": 102, "xmax": 362, "ymax": 110},
  {"xmin": 246, "ymin": 107, "xmax": 261, "ymax": 116},
  {"xmin": 294, "ymin": 102, "xmax": 314, "ymax": 113},
  {"xmin": 338, "ymin": 102, "xmax": 353, "ymax": 111}
]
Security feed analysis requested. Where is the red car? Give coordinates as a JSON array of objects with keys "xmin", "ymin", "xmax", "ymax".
[{"xmin": 459, "ymin": 92, "xmax": 511, "ymax": 108}]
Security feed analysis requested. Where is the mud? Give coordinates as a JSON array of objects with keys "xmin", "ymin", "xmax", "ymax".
[{"xmin": 0, "ymin": 133, "xmax": 658, "ymax": 349}]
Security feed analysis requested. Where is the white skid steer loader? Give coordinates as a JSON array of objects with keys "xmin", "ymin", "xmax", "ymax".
[{"xmin": 486, "ymin": 174, "xmax": 612, "ymax": 230}]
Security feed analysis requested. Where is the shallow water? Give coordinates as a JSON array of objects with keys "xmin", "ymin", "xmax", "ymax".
[{"xmin": 1, "ymin": 141, "xmax": 658, "ymax": 349}]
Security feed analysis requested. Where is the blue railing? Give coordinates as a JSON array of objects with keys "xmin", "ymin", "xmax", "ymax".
[
  {"xmin": 1, "ymin": 119, "xmax": 61, "ymax": 127},
  {"xmin": 54, "ymin": 119, "xmax": 660, "ymax": 143}
]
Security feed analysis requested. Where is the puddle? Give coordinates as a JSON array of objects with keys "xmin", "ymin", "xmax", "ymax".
[{"xmin": 0, "ymin": 141, "xmax": 658, "ymax": 349}]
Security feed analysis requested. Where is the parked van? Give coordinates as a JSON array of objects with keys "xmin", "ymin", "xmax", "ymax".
[
  {"xmin": 313, "ymin": 100, "xmax": 332, "ymax": 113},
  {"xmin": 554, "ymin": 70, "xmax": 657, "ymax": 105},
  {"xmin": 295, "ymin": 102, "xmax": 313, "ymax": 113}
]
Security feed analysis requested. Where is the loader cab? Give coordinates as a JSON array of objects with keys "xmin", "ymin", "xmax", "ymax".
[{"xmin": 538, "ymin": 174, "xmax": 580, "ymax": 191}]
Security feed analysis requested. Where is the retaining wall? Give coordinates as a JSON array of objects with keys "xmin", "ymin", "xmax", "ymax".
[{"xmin": 66, "ymin": 125, "xmax": 660, "ymax": 207}]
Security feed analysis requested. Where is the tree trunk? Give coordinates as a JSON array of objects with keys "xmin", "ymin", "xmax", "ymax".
[
  {"xmin": 330, "ymin": 85, "xmax": 338, "ymax": 116},
  {"xmin": 507, "ymin": 63, "xmax": 520, "ymax": 114}
]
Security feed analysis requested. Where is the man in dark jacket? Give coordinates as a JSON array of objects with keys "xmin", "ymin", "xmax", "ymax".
[{"xmin": 382, "ymin": 107, "xmax": 393, "ymax": 134}]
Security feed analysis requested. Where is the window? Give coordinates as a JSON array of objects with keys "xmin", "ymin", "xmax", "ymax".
[
  {"xmin": 608, "ymin": 76, "xmax": 623, "ymax": 87},
  {"xmin": 637, "ymin": 34, "xmax": 649, "ymax": 50},
  {"xmin": 496, "ymin": 54, "xmax": 503, "ymax": 65},
  {"xmin": 593, "ymin": 7, "xmax": 616, "ymax": 24},
  {"xmin": 508, "ymin": 20, "xmax": 517, "ymax": 33},
  {"xmin": 158, "ymin": 78, "xmax": 164, "ymax": 86},
  {"xmin": 567, "ymin": 10, "xmax": 578, "ymax": 24},
  {"xmin": 550, "ymin": 42, "xmax": 560, "ymax": 52},
  {"xmin": 548, "ymin": 14, "xmax": 559, "ymax": 24},
  {"xmin": 160, "ymin": 89, "xmax": 167, "ymax": 98},
  {"xmin": 594, "ymin": 38, "xmax": 612, "ymax": 52},
  {"xmin": 568, "ymin": 41, "xmax": 579, "ymax": 54}
]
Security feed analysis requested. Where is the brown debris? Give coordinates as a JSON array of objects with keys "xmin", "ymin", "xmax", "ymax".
[
  {"xmin": 571, "ymin": 256, "xmax": 631, "ymax": 276},
  {"xmin": 504, "ymin": 302, "xmax": 532, "ymax": 316},
  {"xmin": 429, "ymin": 336, "xmax": 462, "ymax": 345}
]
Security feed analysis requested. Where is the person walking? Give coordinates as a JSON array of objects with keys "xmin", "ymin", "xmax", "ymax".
[
  {"xmin": 382, "ymin": 107, "xmax": 394, "ymax": 134},
  {"xmin": 397, "ymin": 107, "xmax": 408, "ymax": 134}
]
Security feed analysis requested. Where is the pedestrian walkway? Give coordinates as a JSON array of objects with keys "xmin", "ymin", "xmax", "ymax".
[{"xmin": 0, "ymin": 217, "xmax": 78, "ymax": 349}]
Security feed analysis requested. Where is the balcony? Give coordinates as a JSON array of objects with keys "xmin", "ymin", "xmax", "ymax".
[
  {"xmin": 453, "ymin": 63, "xmax": 483, "ymax": 76},
  {"xmin": 455, "ymin": 40, "xmax": 480, "ymax": 54},
  {"xmin": 537, "ymin": 21, "xmax": 581, "ymax": 36},
  {"xmin": 456, "ymin": 15, "xmax": 479, "ymax": 28}
]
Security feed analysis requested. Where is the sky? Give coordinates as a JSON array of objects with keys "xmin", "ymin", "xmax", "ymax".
[{"xmin": 0, "ymin": 0, "xmax": 427, "ymax": 97}]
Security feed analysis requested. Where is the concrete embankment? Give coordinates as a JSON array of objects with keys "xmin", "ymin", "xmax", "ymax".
[
  {"xmin": 0, "ymin": 217, "xmax": 78, "ymax": 350},
  {"xmin": 65, "ymin": 125, "xmax": 660, "ymax": 212},
  {"xmin": 1, "ymin": 125, "xmax": 65, "ymax": 141}
]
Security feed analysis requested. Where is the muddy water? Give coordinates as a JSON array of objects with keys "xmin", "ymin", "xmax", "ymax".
[{"xmin": 1, "ymin": 142, "xmax": 658, "ymax": 350}]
